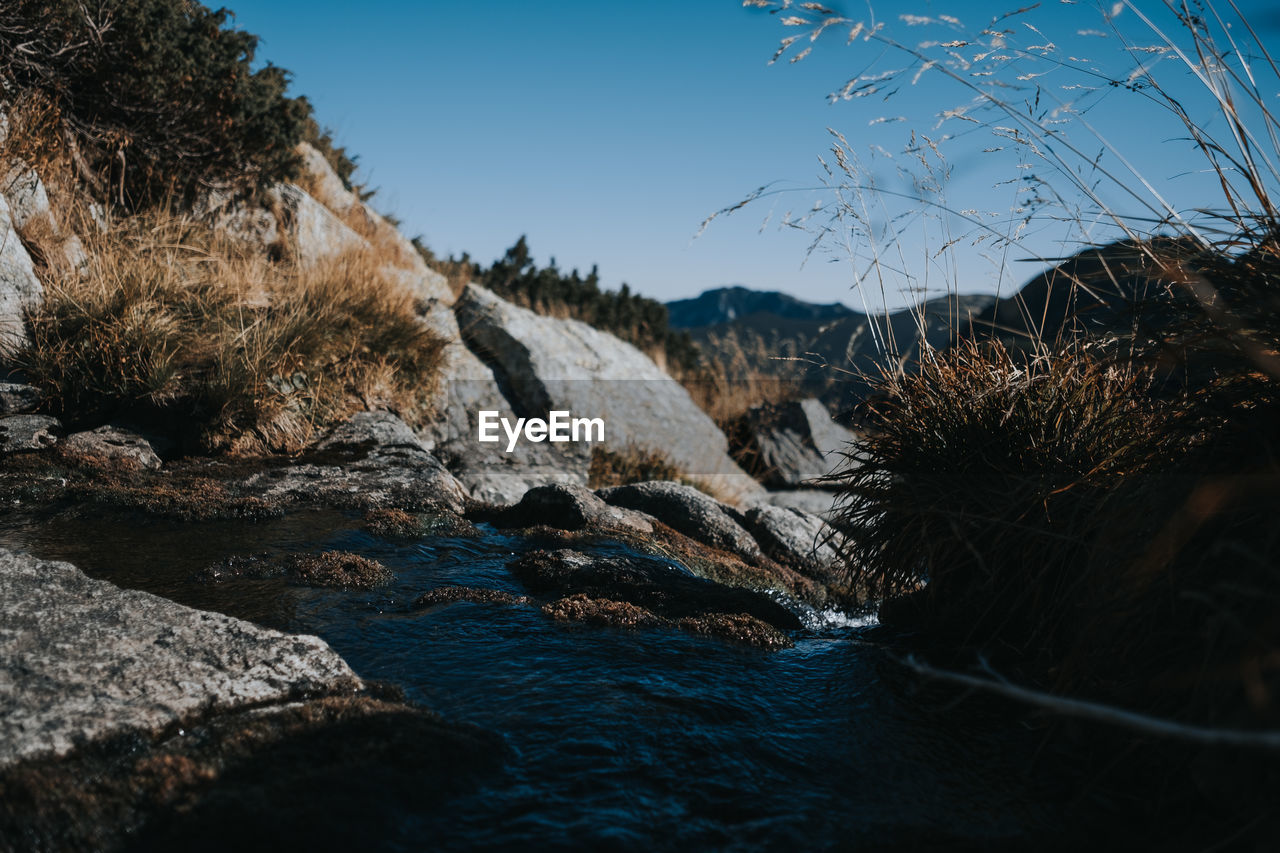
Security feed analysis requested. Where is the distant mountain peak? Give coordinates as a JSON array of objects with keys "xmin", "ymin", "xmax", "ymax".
[{"xmin": 666, "ymin": 286, "xmax": 856, "ymax": 328}]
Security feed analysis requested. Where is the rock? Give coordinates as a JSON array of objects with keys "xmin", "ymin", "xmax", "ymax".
[
  {"xmin": 1, "ymin": 162, "xmax": 85, "ymax": 274},
  {"xmin": 316, "ymin": 410, "xmax": 429, "ymax": 455},
  {"xmin": 295, "ymin": 142, "xmax": 359, "ymax": 218},
  {"xmin": 196, "ymin": 188, "xmax": 280, "ymax": 248},
  {"xmin": 740, "ymin": 503, "xmax": 842, "ymax": 573},
  {"xmin": 509, "ymin": 548, "xmax": 800, "ymax": 631},
  {"xmin": 414, "ymin": 586, "xmax": 530, "ymax": 608},
  {"xmin": 542, "ymin": 594, "xmax": 664, "ymax": 628},
  {"xmin": 0, "ymin": 193, "xmax": 43, "ymax": 351},
  {"xmin": 0, "ymin": 414, "xmax": 59, "ymax": 454},
  {"xmin": 60, "ymin": 424, "xmax": 162, "ymax": 470},
  {"xmin": 454, "ymin": 284, "xmax": 763, "ymax": 502},
  {"xmin": 675, "ymin": 613, "xmax": 792, "ymax": 651},
  {"xmin": 0, "ymin": 381, "xmax": 40, "ymax": 414},
  {"xmin": 0, "ymin": 548, "xmax": 361, "ymax": 767},
  {"xmin": 752, "ymin": 489, "xmax": 838, "ymax": 519},
  {"xmin": 293, "ymin": 144, "xmax": 451, "ymax": 303},
  {"xmin": 597, "ymin": 480, "xmax": 763, "ymax": 565},
  {"xmin": 729, "ymin": 398, "xmax": 858, "ymax": 489},
  {"xmin": 242, "ymin": 411, "xmax": 470, "ymax": 514},
  {"xmin": 422, "ymin": 299, "xmax": 591, "ymax": 505},
  {"xmin": 496, "ymin": 483, "xmax": 653, "ymax": 534},
  {"xmin": 272, "ymin": 183, "xmax": 369, "ymax": 267}
]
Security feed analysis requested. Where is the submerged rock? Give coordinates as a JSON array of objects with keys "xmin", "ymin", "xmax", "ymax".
[
  {"xmin": 414, "ymin": 586, "xmax": 530, "ymax": 608},
  {"xmin": 0, "ymin": 414, "xmax": 59, "ymax": 454},
  {"xmin": 542, "ymin": 594, "xmax": 664, "ymax": 629},
  {"xmin": 508, "ymin": 548, "xmax": 800, "ymax": 631},
  {"xmin": 0, "ymin": 548, "xmax": 361, "ymax": 768},
  {"xmin": 198, "ymin": 551, "xmax": 393, "ymax": 590},
  {"xmin": 596, "ymin": 480, "xmax": 763, "ymax": 565},
  {"xmin": 675, "ymin": 613, "xmax": 793, "ymax": 651}
]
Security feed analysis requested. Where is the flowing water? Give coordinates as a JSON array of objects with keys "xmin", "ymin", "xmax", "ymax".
[{"xmin": 0, "ymin": 505, "xmax": 1087, "ymax": 850}]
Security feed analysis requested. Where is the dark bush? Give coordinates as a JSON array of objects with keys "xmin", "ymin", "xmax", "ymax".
[{"xmin": 0, "ymin": 0, "xmax": 309, "ymax": 206}]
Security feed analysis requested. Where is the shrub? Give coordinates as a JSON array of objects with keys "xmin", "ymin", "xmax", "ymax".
[
  {"xmin": 15, "ymin": 213, "xmax": 446, "ymax": 454},
  {"xmin": 0, "ymin": 0, "xmax": 309, "ymax": 206}
]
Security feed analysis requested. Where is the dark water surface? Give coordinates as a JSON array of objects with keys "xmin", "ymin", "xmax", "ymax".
[{"xmin": 0, "ymin": 506, "xmax": 1084, "ymax": 850}]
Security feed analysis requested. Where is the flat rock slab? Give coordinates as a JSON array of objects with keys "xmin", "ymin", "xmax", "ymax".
[
  {"xmin": 0, "ymin": 548, "xmax": 361, "ymax": 767},
  {"xmin": 0, "ymin": 414, "xmax": 59, "ymax": 454}
]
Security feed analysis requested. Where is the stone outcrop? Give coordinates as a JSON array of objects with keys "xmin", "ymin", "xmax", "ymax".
[
  {"xmin": 740, "ymin": 503, "xmax": 841, "ymax": 573},
  {"xmin": 1, "ymin": 161, "xmax": 87, "ymax": 272},
  {"xmin": 0, "ymin": 193, "xmax": 43, "ymax": 352},
  {"xmin": 455, "ymin": 284, "xmax": 763, "ymax": 503},
  {"xmin": 242, "ymin": 411, "xmax": 470, "ymax": 514},
  {"xmin": 0, "ymin": 414, "xmax": 59, "ymax": 454},
  {"xmin": 496, "ymin": 483, "xmax": 653, "ymax": 534},
  {"xmin": 597, "ymin": 480, "xmax": 763, "ymax": 565},
  {"xmin": 729, "ymin": 398, "xmax": 858, "ymax": 489},
  {"xmin": 0, "ymin": 548, "xmax": 361, "ymax": 767},
  {"xmin": 422, "ymin": 299, "xmax": 591, "ymax": 505},
  {"xmin": 272, "ymin": 182, "xmax": 368, "ymax": 266},
  {"xmin": 0, "ymin": 381, "xmax": 40, "ymax": 415},
  {"xmin": 60, "ymin": 424, "xmax": 162, "ymax": 470},
  {"xmin": 752, "ymin": 488, "xmax": 837, "ymax": 518}
]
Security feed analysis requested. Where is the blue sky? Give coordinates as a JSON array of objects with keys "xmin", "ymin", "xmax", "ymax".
[{"xmin": 227, "ymin": 1, "xmax": 1280, "ymax": 310}]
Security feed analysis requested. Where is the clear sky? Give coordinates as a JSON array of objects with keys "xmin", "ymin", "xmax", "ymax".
[{"xmin": 225, "ymin": 1, "xmax": 1280, "ymax": 311}]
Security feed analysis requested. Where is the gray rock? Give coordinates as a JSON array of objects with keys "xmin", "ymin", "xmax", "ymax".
[
  {"xmin": 597, "ymin": 480, "xmax": 763, "ymax": 565},
  {"xmin": 2, "ymin": 162, "xmax": 88, "ymax": 274},
  {"xmin": 61, "ymin": 425, "xmax": 162, "ymax": 470},
  {"xmin": 196, "ymin": 188, "xmax": 280, "ymax": 248},
  {"xmin": 731, "ymin": 398, "xmax": 858, "ymax": 489},
  {"xmin": 0, "ymin": 193, "xmax": 42, "ymax": 352},
  {"xmin": 0, "ymin": 414, "xmax": 59, "ymax": 453},
  {"xmin": 741, "ymin": 503, "xmax": 843, "ymax": 573},
  {"xmin": 498, "ymin": 483, "xmax": 653, "ymax": 534},
  {"xmin": 0, "ymin": 547, "xmax": 361, "ymax": 766},
  {"xmin": 752, "ymin": 488, "xmax": 839, "ymax": 519},
  {"xmin": 272, "ymin": 183, "xmax": 369, "ymax": 267},
  {"xmin": 316, "ymin": 410, "xmax": 430, "ymax": 455},
  {"xmin": 422, "ymin": 299, "xmax": 591, "ymax": 505},
  {"xmin": 242, "ymin": 411, "xmax": 470, "ymax": 513},
  {"xmin": 509, "ymin": 547, "xmax": 800, "ymax": 631},
  {"xmin": 0, "ymin": 381, "xmax": 41, "ymax": 414},
  {"xmin": 455, "ymin": 284, "xmax": 763, "ymax": 503}
]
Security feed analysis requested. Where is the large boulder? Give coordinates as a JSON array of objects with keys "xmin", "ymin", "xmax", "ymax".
[
  {"xmin": 729, "ymin": 398, "xmax": 858, "ymax": 489},
  {"xmin": 455, "ymin": 284, "xmax": 762, "ymax": 502},
  {"xmin": 0, "ymin": 548, "xmax": 361, "ymax": 766},
  {"xmin": 0, "ymin": 193, "xmax": 43, "ymax": 352},
  {"xmin": 422, "ymin": 299, "xmax": 591, "ymax": 505},
  {"xmin": 597, "ymin": 480, "xmax": 763, "ymax": 565}
]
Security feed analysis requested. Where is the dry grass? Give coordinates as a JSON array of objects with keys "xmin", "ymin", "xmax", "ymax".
[
  {"xmin": 14, "ymin": 211, "xmax": 446, "ymax": 454},
  {"xmin": 678, "ymin": 329, "xmax": 810, "ymax": 428}
]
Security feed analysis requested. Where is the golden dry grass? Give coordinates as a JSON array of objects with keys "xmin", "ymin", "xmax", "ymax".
[{"xmin": 15, "ymin": 211, "xmax": 446, "ymax": 454}]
